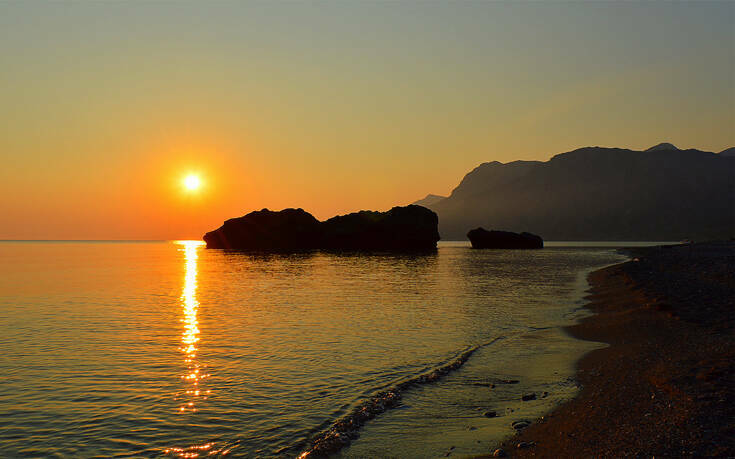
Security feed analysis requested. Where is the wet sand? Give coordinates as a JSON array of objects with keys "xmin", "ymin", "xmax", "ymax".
[{"xmin": 495, "ymin": 241, "xmax": 734, "ymax": 457}]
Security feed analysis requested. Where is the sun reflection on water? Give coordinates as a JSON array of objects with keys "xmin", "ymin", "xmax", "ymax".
[
  {"xmin": 178, "ymin": 240, "xmax": 208, "ymax": 412},
  {"xmin": 167, "ymin": 241, "xmax": 221, "ymax": 457}
]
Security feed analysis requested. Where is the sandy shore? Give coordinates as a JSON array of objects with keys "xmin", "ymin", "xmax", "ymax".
[{"xmin": 493, "ymin": 241, "xmax": 734, "ymax": 457}]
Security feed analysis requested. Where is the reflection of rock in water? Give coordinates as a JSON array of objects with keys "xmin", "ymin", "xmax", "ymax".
[{"xmin": 298, "ymin": 337, "xmax": 505, "ymax": 458}]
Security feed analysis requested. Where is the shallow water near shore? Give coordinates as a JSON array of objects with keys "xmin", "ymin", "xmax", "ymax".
[{"xmin": 0, "ymin": 241, "xmax": 627, "ymax": 457}]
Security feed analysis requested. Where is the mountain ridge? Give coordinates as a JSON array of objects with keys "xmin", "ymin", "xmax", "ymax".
[
  {"xmin": 418, "ymin": 145, "xmax": 734, "ymax": 241},
  {"xmin": 645, "ymin": 142, "xmax": 680, "ymax": 151},
  {"xmin": 412, "ymin": 194, "xmax": 447, "ymax": 207}
]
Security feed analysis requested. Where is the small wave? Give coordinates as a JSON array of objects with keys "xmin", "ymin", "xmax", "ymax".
[{"xmin": 297, "ymin": 337, "xmax": 505, "ymax": 458}]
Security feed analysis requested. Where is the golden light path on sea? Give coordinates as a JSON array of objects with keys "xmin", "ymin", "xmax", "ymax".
[
  {"xmin": 179, "ymin": 240, "xmax": 208, "ymax": 411},
  {"xmin": 166, "ymin": 240, "xmax": 223, "ymax": 458}
]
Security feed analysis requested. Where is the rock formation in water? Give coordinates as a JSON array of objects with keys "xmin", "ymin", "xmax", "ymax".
[
  {"xmin": 467, "ymin": 228, "xmax": 543, "ymax": 249},
  {"xmin": 202, "ymin": 208, "xmax": 321, "ymax": 250},
  {"xmin": 203, "ymin": 205, "xmax": 440, "ymax": 251}
]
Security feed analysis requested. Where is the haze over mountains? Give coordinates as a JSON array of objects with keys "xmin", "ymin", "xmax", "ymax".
[
  {"xmin": 412, "ymin": 194, "xmax": 447, "ymax": 208},
  {"xmin": 415, "ymin": 144, "xmax": 735, "ymax": 241}
]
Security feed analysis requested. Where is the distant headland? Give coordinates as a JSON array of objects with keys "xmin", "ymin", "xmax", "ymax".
[
  {"xmin": 414, "ymin": 143, "xmax": 735, "ymax": 241},
  {"xmin": 203, "ymin": 205, "xmax": 440, "ymax": 251}
]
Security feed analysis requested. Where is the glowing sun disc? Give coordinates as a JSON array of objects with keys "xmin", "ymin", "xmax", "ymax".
[{"xmin": 183, "ymin": 174, "xmax": 202, "ymax": 191}]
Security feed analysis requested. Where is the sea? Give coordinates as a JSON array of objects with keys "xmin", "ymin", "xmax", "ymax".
[{"xmin": 0, "ymin": 240, "xmax": 647, "ymax": 458}]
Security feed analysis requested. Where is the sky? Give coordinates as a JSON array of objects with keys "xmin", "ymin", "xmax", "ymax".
[{"xmin": 1, "ymin": 1, "xmax": 733, "ymax": 239}]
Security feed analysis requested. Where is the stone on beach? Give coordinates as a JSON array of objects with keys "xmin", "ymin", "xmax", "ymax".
[{"xmin": 512, "ymin": 420, "xmax": 531, "ymax": 430}]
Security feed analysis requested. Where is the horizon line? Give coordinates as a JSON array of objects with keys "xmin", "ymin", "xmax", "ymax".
[
  {"xmin": 0, "ymin": 239, "xmax": 680, "ymax": 244},
  {"xmin": 0, "ymin": 239, "xmax": 171, "ymax": 242}
]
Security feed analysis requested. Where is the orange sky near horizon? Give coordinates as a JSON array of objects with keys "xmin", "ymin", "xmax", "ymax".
[{"xmin": 1, "ymin": 2, "xmax": 733, "ymax": 240}]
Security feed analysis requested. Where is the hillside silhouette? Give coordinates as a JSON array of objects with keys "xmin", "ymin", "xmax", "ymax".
[{"xmin": 417, "ymin": 144, "xmax": 735, "ymax": 241}]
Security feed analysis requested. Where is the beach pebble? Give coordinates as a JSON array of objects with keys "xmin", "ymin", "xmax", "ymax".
[
  {"xmin": 511, "ymin": 420, "xmax": 530, "ymax": 430},
  {"xmin": 492, "ymin": 448, "xmax": 506, "ymax": 457},
  {"xmin": 521, "ymin": 393, "xmax": 537, "ymax": 401},
  {"xmin": 483, "ymin": 411, "xmax": 497, "ymax": 418}
]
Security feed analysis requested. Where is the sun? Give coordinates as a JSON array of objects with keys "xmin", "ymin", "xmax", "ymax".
[{"xmin": 183, "ymin": 174, "xmax": 202, "ymax": 191}]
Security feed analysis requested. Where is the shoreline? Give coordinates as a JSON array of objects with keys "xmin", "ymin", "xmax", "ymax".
[
  {"xmin": 493, "ymin": 241, "xmax": 734, "ymax": 457},
  {"xmin": 335, "ymin": 248, "xmax": 627, "ymax": 458}
]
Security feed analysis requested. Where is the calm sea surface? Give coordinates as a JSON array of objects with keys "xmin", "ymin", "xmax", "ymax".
[{"xmin": 0, "ymin": 241, "xmax": 629, "ymax": 458}]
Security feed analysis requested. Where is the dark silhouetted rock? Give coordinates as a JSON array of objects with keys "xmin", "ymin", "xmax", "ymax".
[
  {"xmin": 321, "ymin": 205, "xmax": 439, "ymax": 251},
  {"xmin": 467, "ymin": 228, "xmax": 543, "ymax": 249},
  {"xmin": 203, "ymin": 205, "xmax": 440, "ymax": 251},
  {"xmin": 203, "ymin": 208, "xmax": 321, "ymax": 250}
]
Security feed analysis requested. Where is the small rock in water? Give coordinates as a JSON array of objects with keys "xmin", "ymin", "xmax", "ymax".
[
  {"xmin": 521, "ymin": 393, "xmax": 537, "ymax": 401},
  {"xmin": 499, "ymin": 379, "xmax": 520, "ymax": 384},
  {"xmin": 541, "ymin": 391, "xmax": 549, "ymax": 398},
  {"xmin": 492, "ymin": 448, "xmax": 507, "ymax": 457},
  {"xmin": 484, "ymin": 411, "xmax": 497, "ymax": 418},
  {"xmin": 516, "ymin": 442, "xmax": 530, "ymax": 449}
]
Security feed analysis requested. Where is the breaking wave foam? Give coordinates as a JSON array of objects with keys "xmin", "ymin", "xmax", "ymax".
[{"xmin": 297, "ymin": 337, "xmax": 505, "ymax": 458}]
